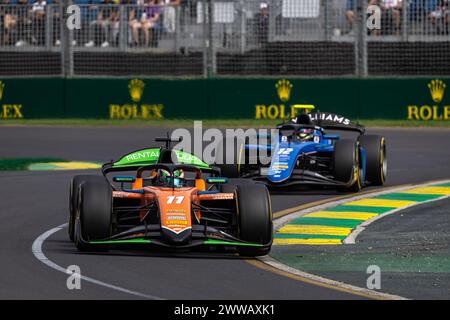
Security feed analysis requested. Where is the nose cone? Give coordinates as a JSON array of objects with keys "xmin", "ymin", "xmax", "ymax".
[
  {"xmin": 154, "ymin": 188, "xmax": 195, "ymax": 245},
  {"xmin": 161, "ymin": 227, "xmax": 192, "ymax": 245},
  {"xmin": 268, "ymin": 144, "xmax": 296, "ymax": 183}
]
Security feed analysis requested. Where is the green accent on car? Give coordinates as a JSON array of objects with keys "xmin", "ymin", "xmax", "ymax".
[
  {"xmin": 112, "ymin": 148, "xmax": 210, "ymax": 169},
  {"xmin": 204, "ymin": 239, "xmax": 264, "ymax": 247},
  {"xmin": 206, "ymin": 177, "xmax": 228, "ymax": 184},
  {"xmin": 90, "ymin": 238, "xmax": 152, "ymax": 244},
  {"xmin": 113, "ymin": 176, "xmax": 136, "ymax": 183}
]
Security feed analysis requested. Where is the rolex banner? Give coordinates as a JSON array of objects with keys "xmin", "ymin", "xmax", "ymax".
[{"xmin": 0, "ymin": 77, "xmax": 449, "ymax": 121}]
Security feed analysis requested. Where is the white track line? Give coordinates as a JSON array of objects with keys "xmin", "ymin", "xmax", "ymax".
[
  {"xmin": 258, "ymin": 179, "xmax": 450, "ymax": 300},
  {"xmin": 32, "ymin": 223, "xmax": 164, "ymax": 300}
]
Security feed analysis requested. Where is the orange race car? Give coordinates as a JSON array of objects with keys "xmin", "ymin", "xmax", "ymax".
[{"xmin": 68, "ymin": 137, "xmax": 273, "ymax": 257}]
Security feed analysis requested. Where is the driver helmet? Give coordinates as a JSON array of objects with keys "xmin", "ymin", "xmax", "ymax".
[
  {"xmin": 158, "ymin": 169, "xmax": 185, "ymax": 187},
  {"xmin": 298, "ymin": 128, "xmax": 314, "ymax": 141}
]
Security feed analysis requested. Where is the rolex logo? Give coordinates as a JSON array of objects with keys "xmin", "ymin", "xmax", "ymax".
[
  {"xmin": 428, "ymin": 79, "xmax": 446, "ymax": 103},
  {"xmin": 0, "ymin": 81, "xmax": 4, "ymax": 101},
  {"xmin": 275, "ymin": 79, "xmax": 293, "ymax": 102},
  {"xmin": 128, "ymin": 79, "xmax": 145, "ymax": 102}
]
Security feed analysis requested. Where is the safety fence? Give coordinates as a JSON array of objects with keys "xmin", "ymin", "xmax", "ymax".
[{"xmin": 0, "ymin": 0, "xmax": 449, "ymax": 77}]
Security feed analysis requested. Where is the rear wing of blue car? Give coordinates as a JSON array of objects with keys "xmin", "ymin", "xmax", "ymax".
[{"xmin": 309, "ymin": 112, "xmax": 365, "ymax": 135}]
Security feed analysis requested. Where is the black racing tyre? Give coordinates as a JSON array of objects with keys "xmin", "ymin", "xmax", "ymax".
[
  {"xmin": 69, "ymin": 175, "xmax": 101, "ymax": 241},
  {"xmin": 74, "ymin": 178, "xmax": 112, "ymax": 252},
  {"xmin": 235, "ymin": 184, "xmax": 273, "ymax": 257},
  {"xmin": 215, "ymin": 137, "xmax": 245, "ymax": 178},
  {"xmin": 333, "ymin": 139, "xmax": 362, "ymax": 192},
  {"xmin": 358, "ymin": 135, "xmax": 387, "ymax": 186}
]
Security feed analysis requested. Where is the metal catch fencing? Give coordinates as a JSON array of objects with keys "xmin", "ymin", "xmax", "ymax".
[{"xmin": 0, "ymin": 0, "xmax": 449, "ymax": 77}]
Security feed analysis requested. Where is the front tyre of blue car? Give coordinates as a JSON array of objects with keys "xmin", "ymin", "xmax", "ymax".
[
  {"xmin": 333, "ymin": 139, "xmax": 362, "ymax": 193},
  {"xmin": 358, "ymin": 135, "xmax": 387, "ymax": 186}
]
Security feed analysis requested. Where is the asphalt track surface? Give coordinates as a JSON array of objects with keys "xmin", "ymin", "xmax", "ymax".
[{"xmin": 0, "ymin": 126, "xmax": 450, "ymax": 299}]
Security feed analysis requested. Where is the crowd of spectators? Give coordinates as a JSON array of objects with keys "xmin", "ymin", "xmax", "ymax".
[
  {"xmin": 0, "ymin": 0, "xmax": 192, "ymax": 47},
  {"xmin": 0, "ymin": 0, "xmax": 448, "ymax": 48},
  {"xmin": 346, "ymin": 0, "xmax": 449, "ymax": 35},
  {"xmin": 0, "ymin": 0, "xmax": 52, "ymax": 46}
]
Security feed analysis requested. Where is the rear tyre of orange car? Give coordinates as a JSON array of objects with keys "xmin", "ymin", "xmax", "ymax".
[
  {"xmin": 69, "ymin": 175, "xmax": 100, "ymax": 241},
  {"xmin": 333, "ymin": 139, "xmax": 362, "ymax": 193},
  {"xmin": 74, "ymin": 178, "xmax": 112, "ymax": 252},
  {"xmin": 358, "ymin": 135, "xmax": 387, "ymax": 186},
  {"xmin": 235, "ymin": 184, "xmax": 273, "ymax": 257}
]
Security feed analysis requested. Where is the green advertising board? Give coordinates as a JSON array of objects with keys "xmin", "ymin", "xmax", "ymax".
[
  {"xmin": 0, "ymin": 78, "xmax": 65, "ymax": 119},
  {"xmin": 0, "ymin": 77, "xmax": 449, "ymax": 121}
]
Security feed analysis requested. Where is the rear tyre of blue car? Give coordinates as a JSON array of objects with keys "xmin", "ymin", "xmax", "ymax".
[
  {"xmin": 358, "ymin": 135, "xmax": 387, "ymax": 186},
  {"xmin": 333, "ymin": 139, "xmax": 362, "ymax": 192},
  {"xmin": 235, "ymin": 184, "xmax": 273, "ymax": 257},
  {"xmin": 215, "ymin": 137, "xmax": 245, "ymax": 178},
  {"xmin": 74, "ymin": 178, "xmax": 112, "ymax": 252}
]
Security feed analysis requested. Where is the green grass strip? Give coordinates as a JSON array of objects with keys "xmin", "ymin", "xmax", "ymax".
[
  {"xmin": 270, "ymin": 253, "xmax": 450, "ymax": 273},
  {"xmin": 290, "ymin": 217, "xmax": 364, "ymax": 228},
  {"xmin": 0, "ymin": 157, "xmax": 66, "ymax": 171},
  {"xmin": 324, "ymin": 205, "xmax": 393, "ymax": 214},
  {"xmin": 435, "ymin": 183, "xmax": 450, "ymax": 187},
  {"xmin": 374, "ymin": 193, "xmax": 442, "ymax": 202},
  {"xmin": 274, "ymin": 233, "xmax": 346, "ymax": 240}
]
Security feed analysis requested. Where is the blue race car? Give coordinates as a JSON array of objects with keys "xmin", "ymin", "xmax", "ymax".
[{"xmin": 215, "ymin": 108, "xmax": 387, "ymax": 192}]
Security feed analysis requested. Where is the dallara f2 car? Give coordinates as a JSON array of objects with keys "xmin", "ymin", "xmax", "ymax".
[
  {"xmin": 216, "ymin": 106, "xmax": 387, "ymax": 192},
  {"xmin": 68, "ymin": 137, "xmax": 272, "ymax": 256}
]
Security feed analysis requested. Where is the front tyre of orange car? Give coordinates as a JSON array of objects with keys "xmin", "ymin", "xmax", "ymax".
[
  {"xmin": 235, "ymin": 184, "xmax": 273, "ymax": 257},
  {"xmin": 74, "ymin": 178, "xmax": 112, "ymax": 252}
]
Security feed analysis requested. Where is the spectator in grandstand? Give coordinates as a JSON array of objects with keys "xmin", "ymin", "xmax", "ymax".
[
  {"xmin": 79, "ymin": 0, "xmax": 99, "ymax": 46},
  {"xmin": 345, "ymin": 0, "xmax": 355, "ymax": 34},
  {"xmin": 31, "ymin": 0, "xmax": 46, "ymax": 45},
  {"xmin": 129, "ymin": 0, "xmax": 161, "ymax": 47},
  {"xmin": 345, "ymin": 0, "xmax": 376, "ymax": 35},
  {"xmin": 141, "ymin": 0, "xmax": 161, "ymax": 47},
  {"xmin": 0, "ymin": 0, "xmax": 16, "ymax": 45},
  {"xmin": 129, "ymin": 0, "xmax": 162, "ymax": 47},
  {"xmin": 84, "ymin": 0, "xmax": 120, "ymax": 48},
  {"xmin": 128, "ymin": 0, "xmax": 144, "ymax": 46},
  {"xmin": 52, "ymin": 0, "xmax": 62, "ymax": 46},
  {"xmin": 380, "ymin": 0, "xmax": 403, "ymax": 35},
  {"xmin": 13, "ymin": 0, "xmax": 32, "ymax": 47},
  {"xmin": 162, "ymin": 0, "xmax": 180, "ymax": 33},
  {"xmin": 429, "ymin": 0, "xmax": 449, "ymax": 34},
  {"xmin": 255, "ymin": 2, "xmax": 269, "ymax": 45}
]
